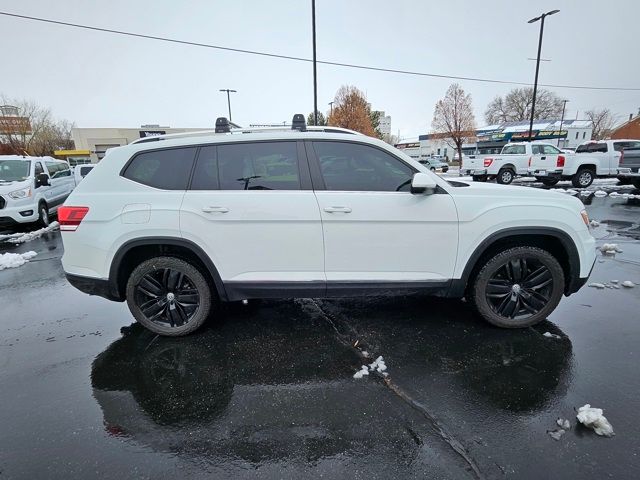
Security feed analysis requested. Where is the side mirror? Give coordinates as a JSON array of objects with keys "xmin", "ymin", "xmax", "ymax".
[
  {"xmin": 36, "ymin": 173, "xmax": 50, "ymax": 188},
  {"xmin": 411, "ymin": 172, "xmax": 437, "ymax": 195}
]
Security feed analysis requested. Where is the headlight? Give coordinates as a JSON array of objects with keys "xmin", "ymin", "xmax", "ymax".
[
  {"xmin": 580, "ymin": 210, "xmax": 590, "ymax": 227},
  {"xmin": 8, "ymin": 187, "xmax": 32, "ymax": 199}
]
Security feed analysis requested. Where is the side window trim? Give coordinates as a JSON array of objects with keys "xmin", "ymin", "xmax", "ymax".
[{"xmin": 306, "ymin": 139, "xmax": 418, "ymax": 192}]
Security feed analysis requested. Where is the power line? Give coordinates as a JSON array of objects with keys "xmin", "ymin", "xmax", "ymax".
[{"xmin": 1, "ymin": 10, "xmax": 639, "ymax": 92}]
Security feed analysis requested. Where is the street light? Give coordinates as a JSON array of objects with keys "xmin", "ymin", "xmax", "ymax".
[
  {"xmin": 219, "ymin": 89, "xmax": 237, "ymax": 122},
  {"xmin": 311, "ymin": 0, "xmax": 318, "ymax": 126},
  {"xmin": 557, "ymin": 99, "xmax": 569, "ymax": 147},
  {"xmin": 527, "ymin": 9, "xmax": 560, "ymax": 141},
  {"xmin": 328, "ymin": 101, "xmax": 334, "ymax": 117}
]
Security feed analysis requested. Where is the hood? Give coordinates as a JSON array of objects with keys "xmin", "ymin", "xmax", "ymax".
[{"xmin": 0, "ymin": 178, "xmax": 31, "ymax": 194}]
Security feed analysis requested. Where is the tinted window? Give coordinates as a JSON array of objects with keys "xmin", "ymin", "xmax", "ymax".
[
  {"xmin": 123, "ymin": 147, "xmax": 196, "ymax": 190},
  {"xmin": 190, "ymin": 146, "xmax": 219, "ymax": 190},
  {"xmin": 313, "ymin": 141, "xmax": 415, "ymax": 192},
  {"xmin": 531, "ymin": 145, "xmax": 543, "ymax": 155},
  {"xmin": 79, "ymin": 166, "xmax": 93, "ymax": 177},
  {"xmin": 576, "ymin": 143, "xmax": 607, "ymax": 154},
  {"xmin": 502, "ymin": 144, "xmax": 526, "ymax": 155},
  {"xmin": 613, "ymin": 141, "xmax": 640, "ymax": 152},
  {"xmin": 217, "ymin": 142, "xmax": 300, "ymax": 190}
]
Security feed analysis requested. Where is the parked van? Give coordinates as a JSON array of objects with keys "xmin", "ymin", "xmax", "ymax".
[
  {"xmin": 0, "ymin": 155, "xmax": 75, "ymax": 229},
  {"xmin": 73, "ymin": 164, "xmax": 95, "ymax": 185}
]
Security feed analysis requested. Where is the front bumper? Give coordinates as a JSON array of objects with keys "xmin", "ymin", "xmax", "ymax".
[
  {"xmin": 567, "ymin": 255, "xmax": 596, "ymax": 295},
  {"xmin": 0, "ymin": 198, "xmax": 39, "ymax": 225}
]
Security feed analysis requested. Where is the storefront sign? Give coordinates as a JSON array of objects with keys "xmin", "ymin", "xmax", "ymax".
[{"xmin": 139, "ymin": 130, "xmax": 166, "ymax": 138}]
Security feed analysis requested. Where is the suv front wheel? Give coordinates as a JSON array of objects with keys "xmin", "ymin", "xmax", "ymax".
[
  {"xmin": 126, "ymin": 257, "xmax": 212, "ymax": 336},
  {"xmin": 469, "ymin": 246, "xmax": 565, "ymax": 328}
]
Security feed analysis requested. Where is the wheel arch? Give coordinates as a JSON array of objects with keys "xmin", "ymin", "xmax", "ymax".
[
  {"xmin": 577, "ymin": 164, "xmax": 596, "ymax": 172},
  {"xmin": 449, "ymin": 227, "xmax": 580, "ymax": 298},
  {"xmin": 109, "ymin": 237, "xmax": 228, "ymax": 302}
]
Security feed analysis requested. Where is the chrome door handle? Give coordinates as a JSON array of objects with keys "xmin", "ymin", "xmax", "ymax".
[
  {"xmin": 202, "ymin": 206, "xmax": 229, "ymax": 213},
  {"xmin": 324, "ymin": 206, "xmax": 352, "ymax": 213}
]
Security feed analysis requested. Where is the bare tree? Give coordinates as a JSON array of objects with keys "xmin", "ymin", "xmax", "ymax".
[
  {"xmin": 585, "ymin": 108, "xmax": 616, "ymax": 140},
  {"xmin": 485, "ymin": 88, "xmax": 564, "ymax": 124},
  {"xmin": 432, "ymin": 83, "xmax": 476, "ymax": 162},
  {"xmin": 327, "ymin": 86, "xmax": 376, "ymax": 137},
  {"xmin": 0, "ymin": 96, "xmax": 73, "ymax": 155}
]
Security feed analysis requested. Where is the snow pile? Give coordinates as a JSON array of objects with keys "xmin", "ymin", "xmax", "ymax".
[
  {"xmin": 557, "ymin": 418, "xmax": 571, "ymax": 429},
  {"xmin": 548, "ymin": 429, "xmax": 565, "ymax": 441},
  {"xmin": 622, "ymin": 280, "xmax": 635, "ymax": 288},
  {"xmin": 600, "ymin": 243, "xmax": 622, "ymax": 254},
  {"xmin": 0, "ymin": 251, "xmax": 37, "ymax": 270},
  {"xmin": 579, "ymin": 191, "xmax": 593, "ymax": 197},
  {"xmin": 588, "ymin": 283, "xmax": 606, "ymax": 289},
  {"xmin": 4, "ymin": 222, "xmax": 59, "ymax": 244},
  {"xmin": 353, "ymin": 355, "xmax": 387, "ymax": 379},
  {"xmin": 594, "ymin": 190, "xmax": 608, "ymax": 197},
  {"xmin": 543, "ymin": 332, "xmax": 561, "ymax": 339},
  {"xmin": 548, "ymin": 418, "xmax": 572, "ymax": 441},
  {"xmin": 576, "ymin": 404, "xmax": 614, "ymax": 437},
  {"xmin": 589, "ymin": 220, "xmax": 600, "ymax": 227}
]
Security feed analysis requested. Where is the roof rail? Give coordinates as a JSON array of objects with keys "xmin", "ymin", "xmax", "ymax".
[{"xmin": 129, "ymin": 117, "xmax": 362, "ymax": 145}]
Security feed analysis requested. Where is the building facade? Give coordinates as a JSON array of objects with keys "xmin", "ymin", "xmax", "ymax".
[
  {"xmin": 69, "ymin": 125, "xmax": 212, "ymax": 163},
  {"xmin": 374, "ymin": 111, "xmax": 391, "ymax": 136},
  {"xmin": 610, "ymin": 115, "xmax": 640, "ymax": 140}
]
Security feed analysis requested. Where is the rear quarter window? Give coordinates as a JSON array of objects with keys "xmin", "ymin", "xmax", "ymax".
[
  {"xmin": 122, "ymin": 147, "xmax": 197, "ymax": 190},
  {"xmin": 576, "ymin": 143, "xmax": 608, "ymax": 153}
]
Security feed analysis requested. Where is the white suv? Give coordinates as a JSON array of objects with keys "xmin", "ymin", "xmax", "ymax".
[{"xmin": 60, "ymin": 116, "xmax": 596, "ymax": 336}]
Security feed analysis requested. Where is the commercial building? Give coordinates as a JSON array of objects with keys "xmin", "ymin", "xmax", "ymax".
[
  {"xmin": 64, "ymin": 125, "xmax": 213, "ymax": 164},
  {"xmin": 374, "ymin": 111, "xmax": 392, "ymax": 136}
]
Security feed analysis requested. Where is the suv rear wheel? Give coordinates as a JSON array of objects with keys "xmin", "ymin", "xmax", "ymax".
[
  {"xmin": 469, "ymin": 246, "xmax": 565, "ymax": 328},
  {"xmin": 126, "ymin": 257, "xmax": 212, "ymax": 336}
]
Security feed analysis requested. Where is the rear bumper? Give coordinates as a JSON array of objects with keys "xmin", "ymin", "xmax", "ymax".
[
  {"xmin": 617, "ymin": 168, "xmax": 640, "ymax": 177},
  {"xmin": 461, "ymin": 169, "xmax": 487, "ymax": 176},
  {"xmin": 528, "ymin": 169, "xmax": 563, "ymax": 178},
  {"xmin": 65, "ymin": 273, "xmax": 122, "ymax": 302}
]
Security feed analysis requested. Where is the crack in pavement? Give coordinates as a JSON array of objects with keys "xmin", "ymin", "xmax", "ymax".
[{"xmin": 302, "ymin": 298, "xmax": 484, "ymax": 480}]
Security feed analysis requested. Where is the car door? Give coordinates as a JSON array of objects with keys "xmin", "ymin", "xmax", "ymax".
[
  {"xmin": 308, "ymin": 140, "xmax": 459, "ymax": 288},
  {"xmin": 180, "ymin": 141, "xmax": 325, "ymax": 295},
  {"xmin": 52, "ymin": 162, "xmax": 75, "ymax": 203},
  {"xmin": 43, "ymin": 161, "xmax": 61, "ymax": 205}
]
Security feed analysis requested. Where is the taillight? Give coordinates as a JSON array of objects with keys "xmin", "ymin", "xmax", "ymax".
[
  {"xmin": 484, "ymin": 158, "xmax": 493, "ymax": 167},
  {"xmin": 557, "ymin": 155, "xmax": 565, "ymax": 168},
  {"xmin": 58, "ymin": 206, "xmax": 89, "ymax": 232},
  {"xmin": 528, "ymin": 156, "xmax": 532, "ymax": 167}
]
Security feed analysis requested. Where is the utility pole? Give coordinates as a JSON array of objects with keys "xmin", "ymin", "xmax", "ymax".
[
  {"xmin": 557, "ymin": 99, "xmax": 569, "ymax": 147},
  {"xmin": 527, "ymin": 9, "xmax": 559, "ymax": 141},
  {"xmin": 219, "ymin": 89, "xmax": 237, "ymax": 122},
  {"xmin": 311, "ymin": 0, "xmax": 318, "ymax": 126}
]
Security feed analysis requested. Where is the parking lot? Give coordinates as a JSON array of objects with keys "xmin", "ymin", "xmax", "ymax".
[{"xmin": 1, "ymin": 179, "xmax": 639, "ymax": 479}]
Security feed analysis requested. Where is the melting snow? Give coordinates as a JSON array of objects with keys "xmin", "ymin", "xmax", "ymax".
[
  {"xmin": 594, "ymin": 190, "xmax": 608, "ymax": 197},
  {"xmin": 557, "ymin": 418, "xmax": 571, "ymax": 429},
  {"xmin": 548, "ymin": 429, "xmax": 566, "ymax": 441},
  {"xmin": 543, "ymin": 332, "xmax": 561, "ymax": 339},
  {"xmin": 353, "ymin": 355, "xmax": 387, "ymax": 379},
  {"xmin": 588, "ymin": 283, "xmax": 606, "ymax": 289},
  {"xmin": 0, "ymin": 251, "xmax": 37, "ymax": 270},
  {"xmin": 576, "ymin": 404, "xmax": 614, "ymax": 437},
  {"xmin": 622, "ymin": 281, "xmax": 635, "ymax": 288},
  {"xmin": 600, "ymin": 244, "xmax": 622, "ymax": 254},
  {"xmin": 590, "ymin": 220, "xmax": 600, "ymax": 227},
  {"xmin": 3, "ymin": 222, "xmax": 60, "ymax": 244}
]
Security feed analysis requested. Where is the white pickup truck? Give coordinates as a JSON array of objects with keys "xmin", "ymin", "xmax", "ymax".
[
  {"xmin": 528, "ymin": 139, "xmax": 640, "ymax": 187},
  {"xmin": 461, "ymin": 142, "xmax": 562, "ymax": 185}
]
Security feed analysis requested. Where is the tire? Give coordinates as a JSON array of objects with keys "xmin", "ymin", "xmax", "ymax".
[
  {"xmin": 36, "ymin": 202, "xmax": 49, "ymax": 228},
  {"xmin": 633, "ymin": 179, "xmax": 640, "ymax": 189},
  {"xmin": 126, "ymin": 256, "xmax": 213, "ymax": 336},
  {"xmin": 496, "ymin": 168, "xmax": 515, "ymax": 185},
  {"xmin": 571, "ymin": 168, "xmax": 594, "ymax": 188},
  {"xmin": 468, "ymin": 246, "xmax": 565, "ymax": 328},
  {"xmin": 472, "ymin": 175, "xmax": 488, "ymax": 182},
  {"xmin": 537, "ymin": 177, "xmax": 560, "ymax": 187},
  {"xmin": 430, "ymin": 167, "xmax": 436, "ymax": 172},
  {"xmin": 442, "ymin": 167, "xmax": 449, "ymax": 173}
]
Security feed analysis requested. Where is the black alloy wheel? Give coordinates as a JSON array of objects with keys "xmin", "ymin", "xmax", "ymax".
[
  {"xmin": 126, "ymin": 257, "xmax": 212, "ymax": 336},
  {"xmin": 469, "ymin": 246, "xmax": 565, "ymax": 328}
]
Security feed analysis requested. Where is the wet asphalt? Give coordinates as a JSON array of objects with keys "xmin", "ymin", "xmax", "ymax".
[{"xmin": 1, "ymin": 181, "xmax": 639, "ymax": 479}]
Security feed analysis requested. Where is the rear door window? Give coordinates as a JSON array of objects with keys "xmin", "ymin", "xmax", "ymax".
[
  {"xmin": 502, "ymin": 144, "xmax": 526, "ymax": 155},
  {"xmin": 576, "ymin": 142, "xmax": 608, "ymax": 153},
  {"xmin": 123, "ymin": 147, "xmax": 197, "ymax": 190},
  {"xmin": 542, "ymin": 145, "xmax": 561, "ymax": 155},
  {"xmin": 216, "ymin": 142, "xmax": 301, "ymax": 190}
]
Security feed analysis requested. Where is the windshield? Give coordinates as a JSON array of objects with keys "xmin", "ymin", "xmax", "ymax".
[{"xmin": 0, "ymin": 160, "xmax": 30, "ymax": 182}]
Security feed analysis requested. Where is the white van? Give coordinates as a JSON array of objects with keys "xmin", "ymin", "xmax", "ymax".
[
  {"xmin": 0, "ymin": 155, "xmax": 75, "ymax": 229},
  {"xmin": 73, "ymin": 164, "xmax": 95, "ymax": 185}
]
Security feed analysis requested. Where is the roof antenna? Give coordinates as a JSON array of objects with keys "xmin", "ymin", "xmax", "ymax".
[
  {"xmin": 291, "ymin": 114, "xmax": 306, "ymax": 131},
  {"xmin": 215, "ymin": 117, "xmax": 231, "ymax": 133}
]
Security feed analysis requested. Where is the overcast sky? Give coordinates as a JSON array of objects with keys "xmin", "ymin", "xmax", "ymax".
[{"xmin": 1, "ymin": 0, "xmax": 638, "ymax": 139}]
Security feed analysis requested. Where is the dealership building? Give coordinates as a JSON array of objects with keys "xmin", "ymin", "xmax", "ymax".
[{"xmin": 58, "ymin": 125, "xmax": 215, "ymax": 164}]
